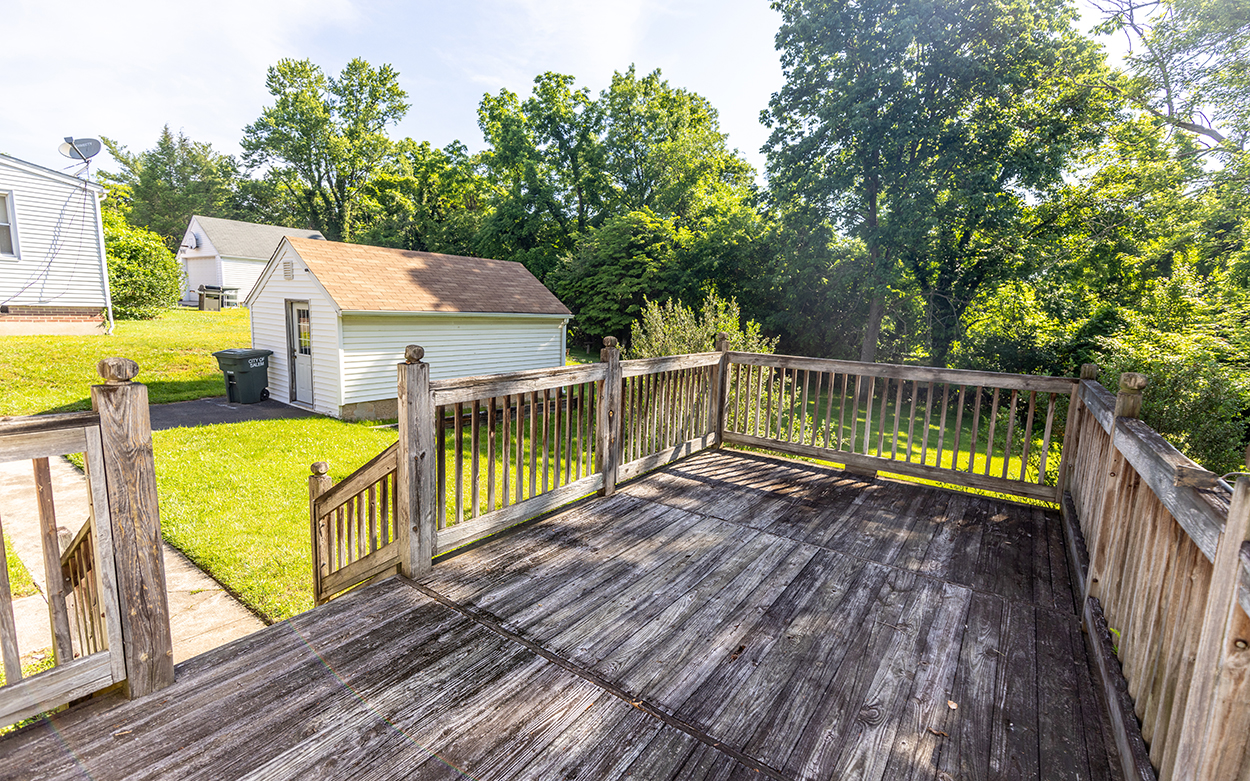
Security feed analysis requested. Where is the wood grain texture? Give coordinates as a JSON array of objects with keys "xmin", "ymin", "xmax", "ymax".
[
  {"xmin": 90, "ymin": 380, "xmax": 174, "ymax": 699},
  {"xmin": 0, "ymin": 450, "xmax": 1119, "ymax": 781}
]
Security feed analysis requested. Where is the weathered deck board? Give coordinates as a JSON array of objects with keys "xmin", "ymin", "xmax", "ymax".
[{"xmin": 1, "ymin": 449, "xmax": 1121, "ymax": 781}]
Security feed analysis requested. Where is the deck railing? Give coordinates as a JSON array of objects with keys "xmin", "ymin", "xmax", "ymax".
[
  {"xmin": 312, "ymin": 338, "xmax": 1250, "ymax": 780},
  {"xmin": 1, "ymin": 359, "xmax": 174, "ymax": 729},
  {"xmin": 1063, "ymin": 365, "xmax": 1250, "ymax": 781}
]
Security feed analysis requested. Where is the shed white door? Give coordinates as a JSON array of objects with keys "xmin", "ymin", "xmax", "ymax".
[{"xmin": 288, "ymin": 301, "xmax": 314, "ymax": 404}]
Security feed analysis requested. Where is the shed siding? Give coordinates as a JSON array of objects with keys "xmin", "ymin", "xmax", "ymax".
[
  {"xmin": 249, "ymin": 244, "xmax": 341, "ymax": 416},
  {"xmin": 0, "ymin": 160, "xmax": 107, "ymax": 307},
  {"xmin": 340, "ymin": 315, "xmax": 567, "ymax": 405},
  {"xmin": 220, "ymin": 257, "xmax": 266, "ymax": 301}
]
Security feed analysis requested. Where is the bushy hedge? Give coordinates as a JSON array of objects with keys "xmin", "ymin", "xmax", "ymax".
[{"xmin": 103, "ymin": 209, "xmax": 183, "ymax": 319}]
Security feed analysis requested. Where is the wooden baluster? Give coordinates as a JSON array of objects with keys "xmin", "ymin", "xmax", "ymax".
[
  {"xmin": 529, "ymin": 391, "xmax": 538, "ymax": 500},
  {"xmin": 92, "ymin": 356, "xmax": 174, "ymax": 697},
  {"xmin": 950, "ymin": 386, "xmax": 966, "ymax": 470},
  {"xmin": 454, "ymin": 401, "xmax": 465, "ymax": 525},
  {"xmin": 1001, "ymin": 390, "xmax": 1019, "ymax": 480},
  {"xmin": 983, "ymin": 388, "xmax": 1000, "ymax": 476},
  {"xmin": 838, "ymin": 373, "xmax": 850, "ymax": 451},
  {"xmin": 798, "ymin": 369, "xmax": 810, "ymax": 445},
  {"xmin": 488, "ymin": 396, "xmax": 497, "ymax": 513},
  {"xmin": 573, "ymin": 386, "xmax": 583, "ymax": 481},
  {"xmin": 808, "ymin": 371, "xmax": 822, "ymax": 447},
  {"xmin": 502, "ymin": 394, "xmax": 512, "ymax": 507},
  {"xmin": 1019, "ymin": 391, "xmax": 1037, "ymax": 482},
  {"xmin": 542, "ymin": 388, "xmax": 551, "ymax": 493},
  {"xmin": 1038, "ymin": 392, "xmax": 1058, "ymax": 484},
  {"xmin": 822, "ymin": 372, "xmax": 835, "ymax": 448},
  {"xmin": 732, "ymin": 361, "xmax": 742, "ymax": 435},
  {"xmin": 33, "ymin": 458, "xmax": 74, "ymax": 666},
  {"xmin": 904, "ymin": 381, "xmax": 918, "ymax": 462},
  {"xmin": 890, "ymin": 379, "xmax": 904, "ymax": 460},
  {"xmin": 920, "ymin": 381, "xmax": 935, "ymax": 466},
  {"xmin": 966, "ymin": 387, "xmax": 983, "ymax": 472},
  {"xmin": 436, "ymin": 405, "xmax": 446, "ymax": 530},
  {"xmin": 598, "ymin": 337, "xmax": 623, "ymax": 496},
  {"xmin": 517, "ymin": 394, "xmax": 526, "ymax": 505},
  {"xmin": 470, "ymin": 399, "xmax": 481, "ymax": 519},
  {"xmin": 586, "ymin": 382, "xmax": 597, "ymax": 477},
  {"xmin": 850, "ymin": 376, "xmax": 863, "ymax": 453},
  {"xmin": 0, "ymin": 512, "xmax": 20, "ymax": 684},
  {"xmin": 876, "ymin": 378, "xmax": 889, "ymax": 456}
]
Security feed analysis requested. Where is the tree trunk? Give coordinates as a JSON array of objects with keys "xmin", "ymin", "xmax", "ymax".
[{"xmin": 859, "ymin": 295, "xmax": 884, "ymax": 363}]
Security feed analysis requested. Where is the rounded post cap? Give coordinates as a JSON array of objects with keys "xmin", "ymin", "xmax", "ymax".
[
  {"xmin": 1080, "ymin": 363, "xmax": 1100, "ymax": 380},
  {"xmin": 311, "ymin": 461, "xmax": 329, "ymax": 476},
  {"xmin": 1119, "ymin": 372, "xmax": 1148, "ymax": 392},
  {"xmin": 715, "ymin": 331, "xmax": 731, "ymax": 347},
  {"xmin": 404, "ymin": 345, "xmax": 425, "ymax": 364},
  {"xmin": 97, "ymin": 357, "xmax": 139, "ymax": 383},
  {"xmin": 603, "ymin": 336, "xmax": 619, "ymax": 349}
]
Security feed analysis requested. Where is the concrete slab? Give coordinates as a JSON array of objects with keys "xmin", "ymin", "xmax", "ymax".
[
  {"xmin": 148, "ymin": 396, "xmax": 318, "ymax": 431},
  {"xmin": 0, "ymin": 456, "xmax": 265, "ymax": 667}
]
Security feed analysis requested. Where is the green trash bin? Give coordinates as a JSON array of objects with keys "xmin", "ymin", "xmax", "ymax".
[{"xmin": 212, "ymin": 349, "xmax": 274, "ymax": 404}]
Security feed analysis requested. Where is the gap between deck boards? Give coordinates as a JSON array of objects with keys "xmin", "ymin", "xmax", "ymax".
[{"xmin": 404, "ymin": 577, "xmax": 792, "ymax": 781}]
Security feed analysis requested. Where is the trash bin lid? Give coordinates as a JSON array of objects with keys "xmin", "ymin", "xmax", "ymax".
[{"xmin": 212, "ymin": 348, "xmax": 274, "ymax": 360}]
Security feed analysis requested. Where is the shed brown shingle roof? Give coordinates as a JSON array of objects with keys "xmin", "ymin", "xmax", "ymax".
[{"xmin": 288, "ymin": 238, "xmax": 571, "ymax": 316}]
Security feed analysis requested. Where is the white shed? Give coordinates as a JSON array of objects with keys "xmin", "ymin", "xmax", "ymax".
[
  {"xmin": 177, "ymin": 216, "xmax": 323, "ymax": 305},
  {"xmin": 0, "ymin": 154, "xmax": 111, "ymax": 335},
  {"xmin": 246, "ymin": 237, "xmax": 572, "ymax": 420}
]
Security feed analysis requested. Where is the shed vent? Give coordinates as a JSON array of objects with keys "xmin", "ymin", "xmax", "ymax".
[{"xmin": 283, "ymin": 258, "xmax": 294, "ymax": 280}]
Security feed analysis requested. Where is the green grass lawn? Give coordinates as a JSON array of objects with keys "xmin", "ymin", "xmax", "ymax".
[
  {"xmin": 4, "ymin": 536, "xmax": 37, "ymax": 598},
  {"xmin": 152, "ymin": 417, "xmax": 398, "ymax": 623},
  {"xmin": 0, "ymin": 308, "xmax": 251, "ymax": 416}
]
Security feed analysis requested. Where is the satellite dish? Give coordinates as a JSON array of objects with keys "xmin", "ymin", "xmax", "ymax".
[{"xmin": 58, "ymin": 137, "xmax": 102, "ymax": 161}]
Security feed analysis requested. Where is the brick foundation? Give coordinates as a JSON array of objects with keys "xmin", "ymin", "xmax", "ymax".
[{"xmin": 0, "ymin": 305, "xmax": 105, "ymax": 322}]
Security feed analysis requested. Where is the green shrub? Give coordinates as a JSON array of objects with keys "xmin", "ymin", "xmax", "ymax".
[
  {"xmin": 103, "ymin": 210, "xmax": 183, "ymax": 319},
  {"xmin": 628, "ymin": 291, "xmax": 777, "ymax": 358}
]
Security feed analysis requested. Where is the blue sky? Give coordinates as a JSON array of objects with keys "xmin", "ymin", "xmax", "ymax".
[{"xmin": 2, "ymin": 0, "xmax": 1124, "ymax": 182}]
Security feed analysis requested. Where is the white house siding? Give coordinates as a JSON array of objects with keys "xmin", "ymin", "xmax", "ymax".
[
  {"xmin": 219, "ymin": 257, "xmax": 267, "ymax": 302},
  {"xmin": 339, "ymin": 314, "xmax": 568, "ymax": 405},
  {"xmin": 248, "ymin": 245, "xmax": 342, "ymax": 416},
  {"xmin": 0, "ymin": 159, "xmax": 107, "ymax": 308}
]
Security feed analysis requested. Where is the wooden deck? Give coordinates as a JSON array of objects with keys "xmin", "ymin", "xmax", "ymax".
[{"xmin": 1, "ymin": 450, "xmax": 1121, "ymax": 780}]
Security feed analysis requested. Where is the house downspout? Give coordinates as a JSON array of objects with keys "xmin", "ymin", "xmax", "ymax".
[{"xmin": 92, "ymin": 188, "xmax": 115, "ymax": 335}]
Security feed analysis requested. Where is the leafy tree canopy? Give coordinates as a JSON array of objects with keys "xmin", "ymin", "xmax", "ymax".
[{"xmin": 242, "ymin": 57, "xmax": 409, "ymax": 240}]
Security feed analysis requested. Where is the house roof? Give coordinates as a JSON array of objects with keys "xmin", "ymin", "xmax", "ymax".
[
  {"xmin": 0, "ymin": 154, "xmax": 105, "ymax": 193},
  {"xmin": 285, "ymin": 237, "xmax": 572, "ymax": 316},
  {"xmin": 192, "ymin": 216, "xmax": 324, "ymax": 260}
]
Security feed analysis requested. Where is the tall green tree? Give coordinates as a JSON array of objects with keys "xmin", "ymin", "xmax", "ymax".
[
  {"xmin": 764, "ymin": 0, "xmax": 1115, "ymax": 366},
  {"xmin": 102, "ymin": 126, "xmax": 240, "ymax": 250},
  {"xmin": 242, "ymin": 58, "xmax": 409, "ymax": 241},
  {"xmin": 356, "ymin": 140, "xmax": 489, "ymax": 255}
]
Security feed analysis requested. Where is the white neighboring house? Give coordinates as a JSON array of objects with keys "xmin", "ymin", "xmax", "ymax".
[
  {"xmin": 246, "ymin": 237, "xmax": 573, "ymax": 420},
  {"xmin": 0, "ymin": 154, "xmax": 111, "ymax": 336},
  {"xmin": 177, "ymin": 216, "xmax": 324, "ymax": 305}
]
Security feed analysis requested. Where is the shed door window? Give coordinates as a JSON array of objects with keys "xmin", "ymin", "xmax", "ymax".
[
  {"xmin": 296, "ymin": 307, "xmax": 312, "ymax": 355},
  {"xmin": 0, "ymin": 193, "xmax": 15, "ymax": 256}
]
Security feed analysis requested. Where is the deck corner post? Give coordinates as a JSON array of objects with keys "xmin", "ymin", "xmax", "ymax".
[
  {"xmin": 397, "ymin": 346, "xmax": 435, "ymax": 577},
  {"xmin": 713, "ymin": 332, "xmax": 730, "ymax": 447},
  {"xmin": 1172, "ymin": 464, "xmax": 1250, "ymax": 780},
  {"xmin": 1114, "ymin": 372, "xmax": 1146, "ymax": 419},
  {"xmin": 90, "ymin": 357, "xmax": 174, "ymax": 699},
  {"xmin": 598, "ymin": 337, "xmax": 622, "ymax": 496},
  {"xmin": 309, "ymin": 462, "xmax": 331, "ymax": 604}
]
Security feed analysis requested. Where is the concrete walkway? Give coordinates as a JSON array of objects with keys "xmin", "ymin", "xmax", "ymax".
[{"xmin": 1, "ymin": 453, "xmax": 264, "ymax": 669}]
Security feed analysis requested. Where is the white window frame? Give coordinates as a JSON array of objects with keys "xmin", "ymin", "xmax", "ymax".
[{"xmin": 0, "ymin": 191, "xmax": 19, "ymax": 260}]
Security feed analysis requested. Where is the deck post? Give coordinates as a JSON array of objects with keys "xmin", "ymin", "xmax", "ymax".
[
  {"xmin": 713, "ymin": 332, "xmax": 730, "ymax": 447},
  {"xmin": 91, "ymin": 357, "xmax": 174, "ymax": 699},
  {"xmin": 1059, "ymin": 363, "xmax": 1099, "ymax": 500},
  {"xmin": 309, "ymin": 462, "xmax": 331, "ymax": 604},
  {"xmin": 598, "ymin": 337, "xmax": 622, "ymax": 496},
  {"xmin": 1113, "ymin": 372, "xmax": 1146, "ymax": 419},
  {"xmin": 397, "ymin": 346, "xmax": 435, "ymax": 576},
  {"xmin": 1172, "ymin": 452, "xmax": 1250, "ymax": 780}
]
